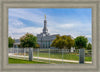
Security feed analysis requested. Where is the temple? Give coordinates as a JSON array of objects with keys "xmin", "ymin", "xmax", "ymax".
[
  {"xmin": 12, "ymin": 15, "xmax": 75, "ymax": 51},
  {"xmin": 37, "ymin": 15, "xmax": 59, "ymax": 48},
  {"xmin": 13, "ymin": 15, "xmax": 59, "ymax": 48}
]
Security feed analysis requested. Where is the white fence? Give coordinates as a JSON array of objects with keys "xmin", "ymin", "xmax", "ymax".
[{"xmin": 8, "ymin": 48, "xmax": 92, "ymax": 64}]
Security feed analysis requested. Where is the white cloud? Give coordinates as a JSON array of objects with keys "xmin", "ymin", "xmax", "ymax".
[
  {"xmin": 9, "ymin": 27, "xmax": 43, "ymax": 39},
  {"xmin": 8, "ymin": 8, "xmax": 92, "ymax": 43},
  {"xmin": 9, "ymin": 9, "xmax": 44, "ymax": 24},
  {"xmin": 9, "ymin": 18, "xmax": 24, "ymax": 26},
  {"xmin": 59, "ymin": 24, "xmax": 75, "ymax": 28},
  {"xmin": 85, "ymin": 35, "xmax": 92, "ymax": 38}
]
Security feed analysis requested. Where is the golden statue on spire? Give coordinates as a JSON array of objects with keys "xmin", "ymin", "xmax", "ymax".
[{"xmin": 44, "ymin": 14, "xmax": 46, "ymax": 20}]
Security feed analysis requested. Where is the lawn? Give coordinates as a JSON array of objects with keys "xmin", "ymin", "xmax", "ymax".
[
  {"xmin": 14, "ymin": 50, "xmax": 92, "ymax": 62},
  {"xmin": 33, "ymin": 52, "xmax": 92, "ymax": 61},
  {"xmin": 9, "ymin": 58, "xmax": 48, "ymax": 64},
  {"xmin": 9, "ymin": 57, "xmax": 79, "ymax": 64},
  {"xmin": 9, "ymin": 57, "xmax": 78, "ymax": 64}
]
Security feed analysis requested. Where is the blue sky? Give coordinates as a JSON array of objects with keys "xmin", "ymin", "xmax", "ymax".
[{"xmin": 8, "ymin": 8, "xmax": 92, "ymax": 43}]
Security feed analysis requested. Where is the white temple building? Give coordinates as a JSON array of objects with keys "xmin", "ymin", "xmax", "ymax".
[
  {"xmin": 13, "ymin": 15, "xmax": 75, "ymax": 51},
  {"xmin": 13, "ymin": 15, "xmax": 59, "ymax": 48},
  {"xmin": 37, "ymin": 15, "xmax": 59, "ymax": 48}
]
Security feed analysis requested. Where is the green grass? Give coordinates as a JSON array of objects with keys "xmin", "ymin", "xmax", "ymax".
[
  {"xmin": 9, "ymin": 58, "xmax": 48, "ymax": 64},
  {"xmin": 33, "ymin": 52, "xmax": 92, "ymax": 61},
  {"xmin": 85, "ymin": 57, "xmax": 92, "ymax": 61},
  {"xmin": 9, "ymin": 57, "xmax": 78, "ymax": 64}
]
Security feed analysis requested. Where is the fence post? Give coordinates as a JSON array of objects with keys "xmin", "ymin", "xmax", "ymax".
[
  {"xmin": 62, "ymin": 49, "xmax": 64, "ymax": 64},
  {"xmin": 79, "ymin": 48, "xmax": 85, "ymax": 64},
  {"xmin": 24, "ymin": 48, "xmax": 26, "ymax": 59},
  {"xmin": 49, "ymin": 48, "xmax": 50, "ymax": 63},
  {"xmin": 13, "ymin": 47, "xmax": 14, "ymax": 55},
  {"xmin": 11, "ymin": 48, "xmax": 13, "ymax": 54},
  {"xmin": 17, "ymin": 48, "xmax": 19, "ymax": 57},
  {"xmin": 37, "ymin": 48, "xmax": 39, "ymax": 61},
  {"xmin": 8, "ymin": 48, "xmax": 9, "ymax": 56},
  {"xmin": 29, "ymin": 48, "xmax": 33, "ymax": 61},
  {"xmin": 15, "ymin": 48, "xmax": 17, "ymax": 57}
]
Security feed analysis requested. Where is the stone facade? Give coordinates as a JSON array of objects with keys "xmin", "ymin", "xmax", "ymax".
[{"xmin": 37, "ymin": 34, "xmax": 59, "ymax": 48}]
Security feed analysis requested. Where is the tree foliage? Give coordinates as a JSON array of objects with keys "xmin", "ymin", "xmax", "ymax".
[
  {"xmin": 66, "ymin": 36, "xmax": 75, "ymax": 49},
  {"xmin": 74, "ymin": 36, "xmax": 88, "ymax": 49},
  {"xmin": 8, "ymin": 36, "xmax": 15, "ymax": 48},
  {"xmin": 20, "ymin": 33, "xmax": 37, "ymax": 48},
  {"xmin": 36, "ymin": 44, "xmax": 40, "ymax": 48},
  {"xmin": 51, "ymin": 35, "xmax": 74, "ymax": 49},
  {"xmin": 86, "ymin": 43, "xmax": 92, "ymax": 50}
]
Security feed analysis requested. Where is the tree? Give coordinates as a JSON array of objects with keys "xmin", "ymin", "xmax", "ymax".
[
  {"xmin": 8, "ymin": 36, "xmax": 15, "ymax": 48},
  {"xmin": 66, "ymin": 36, "xmax": 74, "ymax": 49},
  {"xmin": 36, "ymin": 44, "xmax": 40, "ymax": 48},
  {"xmin": 74, "ymin": 36, "xmax": 88, "ymax": 49},
  {"xmin": 20, "ymin": 33, "xmax": 37, "ymax": 48},
  {"xmin": 51, "ymin": 35, "xmax": 74, "ymax": 49},
  {"xmin": 51, "ymin": 35, "xmax": 62, "ymax": 48},
  {"xmin": 87, "ymin": 43, "xmax": 92, "ymax": 50}
]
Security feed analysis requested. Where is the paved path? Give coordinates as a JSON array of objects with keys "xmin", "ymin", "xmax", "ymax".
[{"xmin": 8, "ymin": 53, "xmax": 92, "ymax": 64}]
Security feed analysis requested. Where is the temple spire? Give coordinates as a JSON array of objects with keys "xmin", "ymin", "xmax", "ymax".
[
  {"xmin": 43, "ymin": 14, "xmax": 48, "ymax": 34},
  {"xmin": 45, "ymin": 14, "xmax": 46, "ymax": 20}
]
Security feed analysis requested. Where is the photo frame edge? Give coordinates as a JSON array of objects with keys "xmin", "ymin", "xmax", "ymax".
[{"xmin": 0, "ymin": 0, "xmax": 100, "ymax": 72}]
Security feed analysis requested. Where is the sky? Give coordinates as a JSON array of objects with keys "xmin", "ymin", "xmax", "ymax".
[{"xmin": 8, "ymin": 8, "xmax": 92, "ymax": 43}]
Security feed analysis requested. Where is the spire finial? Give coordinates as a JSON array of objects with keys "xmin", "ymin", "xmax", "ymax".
[{"xmin": 44, "ymin": 14, "xmax": 46, "ymax": 20}]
